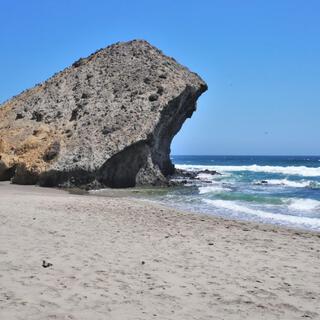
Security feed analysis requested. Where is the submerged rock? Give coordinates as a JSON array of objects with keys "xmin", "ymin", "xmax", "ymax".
[
  {"xmin": 253, "ymin": 180, "xmax": 269, "ymax": 185},
  {"xmin": 172, "ymin": 168, "xmax": 221, "ymax": 181},
  {"xmin": 0, "ymin": 40, "xmax": 207, "ymax": 188},
  {"xmin": 198, "ymin": 169, "xmax": 221, "ymax": 176}
]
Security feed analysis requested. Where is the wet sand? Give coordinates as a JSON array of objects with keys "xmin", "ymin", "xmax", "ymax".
[{"xmin": 0, "ymin": 182, "xmax": 319, "ymax": 319}]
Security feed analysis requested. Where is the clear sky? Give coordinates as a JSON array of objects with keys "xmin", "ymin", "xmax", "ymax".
[{"xmin": 1, "ymin": 0, "xmax": 319, "ymax": 155}]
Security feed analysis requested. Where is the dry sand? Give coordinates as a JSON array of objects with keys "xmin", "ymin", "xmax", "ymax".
[{"xmin": 0, "ymin": 181, "xmax": 319, "ymax": 320}]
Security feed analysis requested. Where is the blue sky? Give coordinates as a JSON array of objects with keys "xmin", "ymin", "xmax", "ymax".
[{"xmin": 1, "ymin": 0, "xmax": 319, "ymax": 155}]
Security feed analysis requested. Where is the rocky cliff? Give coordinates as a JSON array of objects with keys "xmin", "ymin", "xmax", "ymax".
[{"xmin": 0, "ymin": 40, "xmax": 207, "ymax": 188}]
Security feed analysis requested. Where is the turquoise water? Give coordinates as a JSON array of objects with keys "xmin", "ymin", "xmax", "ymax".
[{"xmin": 156, "ymin": 156, "xmax": 320, "ymax": 231}]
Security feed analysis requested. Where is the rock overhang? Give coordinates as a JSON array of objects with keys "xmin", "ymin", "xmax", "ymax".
[{"xmin": 0, "ymin": 39, "xmax": 207, "ymax": 188}]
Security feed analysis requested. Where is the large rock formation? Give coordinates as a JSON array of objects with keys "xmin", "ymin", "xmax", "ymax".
[{"xmin": 0, "ymin": 40, "xmax": 207, "ymax": 188}]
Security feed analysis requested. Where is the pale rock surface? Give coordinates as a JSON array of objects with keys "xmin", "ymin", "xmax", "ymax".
[{"xmin": 0, "ymin": 40, "xmax": 207, "ymax": 188}]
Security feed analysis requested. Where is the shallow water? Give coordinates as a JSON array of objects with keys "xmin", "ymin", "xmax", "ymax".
[
  {"xmin": 91, "ymin": 155, "xmax": 320, "ymax": 231},
  {"xmin": 154, "ymin": 156, "xmax": 320, "ymax": 231}
]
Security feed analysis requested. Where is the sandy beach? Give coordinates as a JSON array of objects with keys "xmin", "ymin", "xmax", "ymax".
[{"xmin": 0, "ymin": 181, "xmax": 319, "ymax": 320}]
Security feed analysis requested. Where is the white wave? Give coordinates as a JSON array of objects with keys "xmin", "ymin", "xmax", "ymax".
[
  {"xmin": 288, "ymin": 198, "xmax": 320, "ymax": 211},
  {"xmin": 196, "ymin": 172, "xmax": 227, "ymax": 181},
  {"xmin": 254, "ymin": 179, "xmax": 310, "ymax": 188},
  {"xmin": 203, "ymin": 199, "xmax": 320, "ymax": 229},
  {"xmin": 176, "ymin": 164, "xmax": 320, "ymax": 177},
  {"xmin": 196, "ymin": 173, "xmax": 216, "ymax": 180},
  {"xmin": 309, "ymin": 181, "xmax": 320, "ymax": 189},
  {"xmin": 198, "ymin": 185, "xmax": 231, "ymax": 194}
]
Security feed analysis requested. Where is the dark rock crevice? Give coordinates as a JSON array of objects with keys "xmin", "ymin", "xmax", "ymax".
[
  {"xmin": 0, "ymin": 162, "xmax": 16, "ymax": 181},
  {"xmin": 38, "ymin": 169, "xmax": 97, "ymax": 188},
  {"xmin": 98, "ymin": 141, "xmax": 150, "ymax": 188},
  {"xmin": 11, "ymin": 164, "xmax": 39, "ymax": 185},
  {"xmin": 150, "ymin": 84, "xmax": 207, "ymax": 177}
]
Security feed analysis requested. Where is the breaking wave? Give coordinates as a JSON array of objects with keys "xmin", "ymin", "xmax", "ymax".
[
  {"xmin": 198, "ymin": 185, "xmax": 232, "ymax": 194},
  {"xmin": 203, "ymin": 199, "xmax": 320, "ymax": 229},
  {"xmin": 288, "ymin": 198, "xmax": 320, "ymax": 211},
  {"xmin": 176, "ymin": 164, "xmax": 320, "ymax": 177},
  {"xmin": 253, "ymin": 179, "xmax": 320, "ymax": 189}
]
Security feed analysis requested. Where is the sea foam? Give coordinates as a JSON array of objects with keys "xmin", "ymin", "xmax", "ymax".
[
  {"xmin": 203, "ymin": 199, "xmax": 320, "ymax": 229},
  {"xmin": 198, "ymin": 185, "xmax": 231, "ymax": 194},
  {"xmin": 288, "ymin": 198, "xmax": 320, "ymax": 211},
  {"xmin": 255, "ymin": 179, "xmax": 312, "ymax": 188},
  {"xmin": 176, "ymin": 164, "xmax": 320, "ymax": 177}
]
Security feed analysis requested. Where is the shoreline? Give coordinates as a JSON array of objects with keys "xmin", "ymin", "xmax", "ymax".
[
  {"xmin": 1, "ymin": 182, "xmax": 320, "ymax": 319},
  {"xmin": 88, "ymin": 186, "xmax": 320, "ymax": 234}
]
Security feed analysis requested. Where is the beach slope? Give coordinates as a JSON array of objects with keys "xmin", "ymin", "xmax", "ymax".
[{"xmin": 0, "ymin": 182, "xmax": 319, "ymax": 319}]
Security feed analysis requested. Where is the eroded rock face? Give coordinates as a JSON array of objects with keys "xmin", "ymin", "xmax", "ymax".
[{"xmin": 0, "ymin": 40, "xmax": 207, "ymax": 188}]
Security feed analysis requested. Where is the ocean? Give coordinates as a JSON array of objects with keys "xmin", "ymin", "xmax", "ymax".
[{"xmin": 149, "ymin": 155, "xmax": 320, "ymax": 231}]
